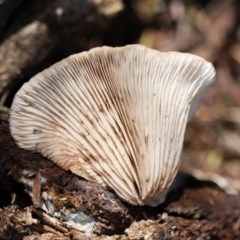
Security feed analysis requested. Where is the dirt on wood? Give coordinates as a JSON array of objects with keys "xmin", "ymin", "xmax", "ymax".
[{"xmin": 0, "ymin": 122, "xmax": 240, "ymax": 239}]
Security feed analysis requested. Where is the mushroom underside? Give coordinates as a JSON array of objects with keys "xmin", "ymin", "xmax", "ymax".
[{"xmin": 9, "ymin": 45, "xmax": 216, "ymax": 206}]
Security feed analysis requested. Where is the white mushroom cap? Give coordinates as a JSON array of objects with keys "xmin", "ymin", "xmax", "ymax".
[{"xmin": 10, "ymin": 45, "xmax": 215, "ymax": 206}]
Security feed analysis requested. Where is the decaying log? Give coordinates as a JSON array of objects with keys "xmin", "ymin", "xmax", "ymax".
[
  {"xmin": 0, "ymin": 0, "xmax": 124, "ymax": 105},
  {"xmin": 1, "ymin": 122, "xmax": 240, "ymax": 239},
  {"xmin": 0, "ymin": 21, "xmax": 51, "ymax": 105},
  {"xmin": 0, "ymin": 124, "xmax": 134, "ymax": 235}
]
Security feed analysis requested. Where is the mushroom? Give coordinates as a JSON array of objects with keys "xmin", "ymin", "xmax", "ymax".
[{"xmin": 9, "ymin": 45, "xmax": 216, "ymax": 206}]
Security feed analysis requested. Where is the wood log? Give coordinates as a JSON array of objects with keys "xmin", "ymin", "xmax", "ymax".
[
  {"xmin": 1, "ymin": 121, "xmax": 240, "ymax": 239},
  {"xmin": 0, "ymin": 0, "xmax": 124, "ymax": 105}
]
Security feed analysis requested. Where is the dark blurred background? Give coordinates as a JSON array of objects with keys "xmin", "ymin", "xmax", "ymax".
[{"xmin": 0, "ymin": 0, "xmax": 240, "ymax": 194}]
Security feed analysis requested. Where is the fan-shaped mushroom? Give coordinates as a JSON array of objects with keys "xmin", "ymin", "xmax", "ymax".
[{"xmin": 10, "ymin": 45, "xmax": 215, "ymax": 206}]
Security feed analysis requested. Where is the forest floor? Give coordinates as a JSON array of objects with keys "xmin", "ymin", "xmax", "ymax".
[{"xmin": 1, "ymin": 0, "xmax": 240, "ymax": 239}]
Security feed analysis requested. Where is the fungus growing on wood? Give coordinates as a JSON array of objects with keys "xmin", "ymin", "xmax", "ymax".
[{"xmin": 9, "ymin": 45, "xmax": 215, "ymax": 206}]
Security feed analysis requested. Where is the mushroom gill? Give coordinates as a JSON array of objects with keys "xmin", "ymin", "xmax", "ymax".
[{"xmin": 9, "ymin": 45, "xmax": 216, "ymax": 206}]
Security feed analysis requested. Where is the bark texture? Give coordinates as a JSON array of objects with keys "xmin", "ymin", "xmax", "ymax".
[
  {"xmin": 0, "ymin": 123, "xmax": 240, "ymax": 239},
  {"xmin": 0, "ymin": 0, "xmax": 123, "ymax": 105}
]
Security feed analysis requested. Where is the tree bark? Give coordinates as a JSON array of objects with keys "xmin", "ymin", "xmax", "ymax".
[
  {"xmin": 0, "ymin": 122, "xmax": 240, "ymax": 239},
  {"xmin": 0, "ymin": 0, "xmax": 123, "ymax": 105}
]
